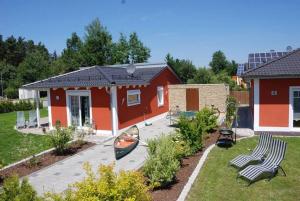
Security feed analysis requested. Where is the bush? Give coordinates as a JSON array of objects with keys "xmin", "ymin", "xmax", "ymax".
[
  {"xmin": 44, "ymin": 163, "xmax": 151, "ymax": 201},
  {"xmin": 0, "ymin": 100, "xmax": 42, "ymax": 114},
  {"xmin": 48, "ymin": 124, "xmax": 73, "ymax": 154},
  {"xmin": 143, "ymin": 135, "xmax": 180, "ymax": 188},
  {"xmin": 195, "ymin": 107, "xmax": 218, "ymax": 135},
  {"xmin": 177, "ymin": 116, "xmax": 203, "ymax": 155},
  {"xmin": 0, "ymin": 175, "xmax": 42, "ymax": 201},
  {"xmin": 226, "ymin": 96, "xmax": 237, "ymax": 128}
]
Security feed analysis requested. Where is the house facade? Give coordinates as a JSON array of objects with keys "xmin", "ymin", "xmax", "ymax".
[
  {"xmin": 243, "ymin": 49, "xmax": 300, "ymax": 133},
  {"xmin": 22, "ymin": 63, "xmax": 181, "ymax": 135}
]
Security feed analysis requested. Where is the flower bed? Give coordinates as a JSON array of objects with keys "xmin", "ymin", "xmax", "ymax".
[{"xmin": 0, "ymin": 141, "xmax": 95, "ymax": 186}]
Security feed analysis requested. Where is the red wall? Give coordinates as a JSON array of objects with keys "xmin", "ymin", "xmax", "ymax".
[
  {"xmin": 259, "ymin": 78, "xmax": 300, "ymax": 127},
  {"xmin": 91, "ymin": 88, "xmax": 111, "ymax": 130},
  {"xmin": 117, "ymin": 68, "xmax": 181, "ymax": 129},
  {"xmin": 50, "ymin": 88, "xmax": 68, "ymax": 127}
]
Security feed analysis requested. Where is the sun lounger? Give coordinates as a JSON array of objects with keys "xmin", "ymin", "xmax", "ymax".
[
  {"xmin": 16, "ymin": 111, "xmax": 26, "ymax": 129},
  {"xmin": 238, "ymin": 139, "xmax": 287, "ymax": 184},
  {"xmin": 230, "ymin": 133, "xmax": 272, "ymax": 169}
]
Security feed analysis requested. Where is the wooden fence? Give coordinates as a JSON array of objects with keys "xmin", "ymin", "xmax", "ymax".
[{"xmin": 230, "ymin": 90, "xmax": 250, "ymax": 105}]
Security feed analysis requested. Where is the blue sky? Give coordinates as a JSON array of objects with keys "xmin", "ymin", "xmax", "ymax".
[{"xmin": 1, "ymin": 0, "xmax": 300, "ymax": 67}]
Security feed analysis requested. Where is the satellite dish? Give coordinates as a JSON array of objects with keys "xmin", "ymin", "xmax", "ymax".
[
  {"xmin": 126, "ymin": 63, "xmax": 136, "ymax": 75},
  {"xmin": 286, "ymin": 46, "xmax": 293, "ymax": 52}
]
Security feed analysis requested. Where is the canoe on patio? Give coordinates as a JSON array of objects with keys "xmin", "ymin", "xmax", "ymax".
[{"xmin": 114, "ymin": 125, "xmax": 139, "ymax": 160}]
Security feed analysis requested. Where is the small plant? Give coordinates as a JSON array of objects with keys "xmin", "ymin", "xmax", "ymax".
[
  {"xmin": 44, "ymin": 163, "xmax": 151, "ymax": 201},
  {"xmin": 226, "ymin": 96, "xmax": 237, "ymax": 128},
  {"xmin": 195, "ymin": 107, "xmax": 218, "ymax": 135},
  {"xmin": 143, "ymin": 135, "xmax": 180, "ymax": 188},
  {"xmin": 73, "ymin": 128, "xmax": 86, "ymax": 147},
  {"xmin": 27, "ymin": 155, "xmax": 40, "ymax": 168},
  {"xmin": 48, "ymin": 124, "xmax": 73, "ymax": 155},
  {"xmin": 0, "ymin": 175, "xmax": 42, "ymax": 201}
]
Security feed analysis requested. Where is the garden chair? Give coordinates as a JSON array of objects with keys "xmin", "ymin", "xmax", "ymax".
[
  {"xmin": 16, "ymin": 111, "xmax": 26, "ymax": 129},
  {"xmin": 229, "ymin": 133, "xmax": 272, "ymax": 169},
  {"xmin": 28, "ymin": 110, "xmax": 38, "ymax": 128},
  {"xmin": 238, "ymin": 139, "xmax": 287, "ymax": 185}
]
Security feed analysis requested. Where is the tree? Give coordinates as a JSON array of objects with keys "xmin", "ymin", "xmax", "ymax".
[
  {"xmin": 17, "ymin": 50, "xmax": 50, "ymax": 85},
  {"xmin": 188, "ymin": 67, "xmax": 214, "ymax": 84},
  {"xmin": 128, "ymin": 32, "xmax": 150, "ymax": 63},
  {"xmin": 226, "ymin": 60, "xmax": 238, "ymax": 76},
  {"xmin": 166, "ymin": 54, "xmax": 196, "ymax": 83},
  {"xmin": 209, "ymin": 50, "xmax": 229, "ymax": 74},
  {"xmin": 82, "ymin": 18, "xmax": 113, "ymax": 65},
  {"xmin": 112, "ymin": 33, "xmax": 130, "ymax": 64}
]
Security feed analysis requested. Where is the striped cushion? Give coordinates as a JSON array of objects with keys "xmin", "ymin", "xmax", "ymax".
[{"xmin": 230, "ymin": 132, "xmax": 272, "ymax": 169}]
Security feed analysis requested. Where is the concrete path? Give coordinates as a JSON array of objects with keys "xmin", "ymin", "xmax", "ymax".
[{"xmin": 28, "ymin": 118, "xmax": 175, "ymax": 195}]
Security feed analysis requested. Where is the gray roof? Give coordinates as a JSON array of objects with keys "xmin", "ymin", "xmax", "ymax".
[
  {"xmin": 242, "ymin": 49, "xmax": 300, "ymax": 78},
  {"xmin": 22, "ymin": 63, "xmax": 178, "ymax": 89}
]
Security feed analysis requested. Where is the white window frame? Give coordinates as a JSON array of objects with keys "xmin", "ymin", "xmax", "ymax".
[
  {"xmin": 66, "ymin": 90, "xmax": 92, "ymax": 128},
  {"xmin": 127, "ymin": 89, "xmax": 141, "ymax": 106},
  {"xmin": 157, "ymin": 86, "xmax": 164, "ymax": 107}
]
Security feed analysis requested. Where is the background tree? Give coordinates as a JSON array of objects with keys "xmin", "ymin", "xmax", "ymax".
[
  {"xmin": 81, "ymin": 18, "xmax": 113, "ymax": 66},
  {"xmin": 128, "ymin": 32, "xmax": 150, "ymax": 63},
  {"xmin": 112, "ymin": 33, "xmax": 130, "ymax": 64},
  {"xmin": 209, "ymin": 50, "xmax": 229, "ymax": 74},
  {"xmin": 166, "ymin": 53, "xmax": 196, "ymax": 83}
]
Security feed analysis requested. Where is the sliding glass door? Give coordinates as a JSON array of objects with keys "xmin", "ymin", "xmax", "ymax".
[
  {"xmin": 69, "ymin": 95, "xmax": 90, "ymax": 127},
  {"xmin": 292, "ymin": 89, "xmax": 300, "ymax": 128}
]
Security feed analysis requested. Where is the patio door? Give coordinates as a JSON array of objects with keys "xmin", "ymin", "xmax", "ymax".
[
  {"xmin": 291, "ymin": 88, "xmax": 300, "ymax": 128},
  {"xmin": 68, "ymin": 94, "xmax": 91, "ymax": 127}
]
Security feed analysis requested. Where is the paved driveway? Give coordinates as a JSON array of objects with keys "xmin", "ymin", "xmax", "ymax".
[{"xmin": 28, "ymin": 118, "xmax": 175, "ymax": 195}]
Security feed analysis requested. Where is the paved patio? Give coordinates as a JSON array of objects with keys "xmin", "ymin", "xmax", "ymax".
[{"xmin": 27, "ymin": 117, "xmax": 175, "ymax": 195}]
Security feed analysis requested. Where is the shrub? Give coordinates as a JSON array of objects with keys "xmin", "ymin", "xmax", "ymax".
[
  {"xmin": 177, "ymin": 116, "xmax": 203, "ymax": 155},
  {"xmin": 0, "ymin": 175, "xmax": 42, "ymax": 201},
  {"xmin": 48, "ymin": 124, "xmax": 73, "ymax": 154},
  {"xmin": 0, "ymin": 100, "xmax": 42, "ymax": 114},
  {"xmin": 44, "ymin": 163, "xmax": 151, "ymax": 201},
  {"xmin": 226, "ymin": 96, "xmax": 237, "ymax": 128},
  {"xmin": 143, "ymin": 135, "xmax": 180, "ymax": 188},
  {"xmin": 195, "ymin": 107, "xmax": 218, "ymax": 135}
]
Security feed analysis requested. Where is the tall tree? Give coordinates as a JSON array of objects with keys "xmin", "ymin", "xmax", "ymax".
[
  {"xmin": 165, "ymin": 54, "xmax": 196, "ymax": 83},
  {"xmin": 82, "ymin": 18, "xmax": 113, "ymax": 65},
  {"xmin": 209, "ymin": 50, "xmax": 228, "ymax": 74},
  {"xmin": 128, "ymin": 32, "xmax": 150, "ymax": 63},
  {"xmin": 188, "ymin": 67, "xmax": 214, "ymax": 84},
  {"xmin": 112, "ymin": 33, "xmax": 130, "ymax": 64}
]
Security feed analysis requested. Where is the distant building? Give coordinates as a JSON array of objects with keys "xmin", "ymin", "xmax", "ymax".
[{"xmin": 19, "ymin": 88, "xmax": 36, "ymax": 99}]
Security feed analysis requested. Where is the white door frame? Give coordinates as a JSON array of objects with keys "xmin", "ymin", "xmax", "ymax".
[
  {"xmin": 289, "ymin": 86, "xmax": 300, "ymax": 131},
  {"xmin": 66, "ymin": 90, "xmax": 92, "ymax": 128}
]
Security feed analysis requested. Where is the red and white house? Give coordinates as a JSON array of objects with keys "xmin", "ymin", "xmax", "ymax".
[
  {"xmin": 22, "ymin": 63, "xmax": 181, "ymax": 135},
  {"xmin": 243, "ymin": 49, "xmax": 300, "ymax": 133}
]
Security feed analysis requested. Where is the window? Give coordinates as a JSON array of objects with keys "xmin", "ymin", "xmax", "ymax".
[
  {"xmin": 157, "ymin": 86, "xmax": 164, "ymax": 106},
  {"xmin": 127, "ymin": 90, "xmax": 141, "ymax": 106}
]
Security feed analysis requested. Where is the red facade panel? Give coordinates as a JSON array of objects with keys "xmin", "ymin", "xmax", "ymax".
[
  {"xmin": 117, "ymin": 68, "xmax": 181, "ymax": 129},
  {"xmin": 259, "ymin": 78, "xmax": 300, "ymax": 127},
  {"xmin": 50, "ymin": 88, "xmax": 68, "ymax": 127}
]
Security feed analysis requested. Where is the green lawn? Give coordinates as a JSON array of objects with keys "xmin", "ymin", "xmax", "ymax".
[
  {"xmin": 0, "ymin": 108, "xmax": 52, "ymax": 166},
  {"xmin": 187, "ymin": 137, "xmax": 300, "ymax": 201}
]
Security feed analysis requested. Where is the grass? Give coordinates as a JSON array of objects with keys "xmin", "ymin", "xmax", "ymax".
[
  {"xmin": 187, "ymin": 136, "xmax": 300, "ymax": 201},
  {"xmin": 0, "ymin": 108, "xmax": 52, "ymax": 166}
]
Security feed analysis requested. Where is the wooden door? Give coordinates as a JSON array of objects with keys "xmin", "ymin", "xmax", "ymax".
[{"xmin": 186, "ymin": 88, "xmax": 199, "ymax": 111}]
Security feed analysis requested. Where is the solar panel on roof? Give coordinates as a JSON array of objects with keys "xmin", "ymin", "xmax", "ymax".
[
  {"xmin": 237, "ymin": 63, "xmax": 246, "ymax": 76},
  {"xmin": 248, "ymin": 51, "xmax": 288, "ymax": 69}
]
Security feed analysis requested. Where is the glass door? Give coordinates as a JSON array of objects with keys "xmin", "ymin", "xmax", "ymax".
[
  {"xmin": 70, "ymin": 96, "xmax": 80, "ymax": 126},
  {"xmin": 80, "ymin": 96, "xmax": 90, "ymax": 126},
  {"xmin": 292, "ymin": 89, "xmax": 300, "ymax": 128}
]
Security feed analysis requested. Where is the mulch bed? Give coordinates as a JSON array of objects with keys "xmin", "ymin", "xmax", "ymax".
[
  {"xmin": 0, "ymin": 141, "xmax": 95, "ymax": 186},
  {"xmin": 150, "ymin": 130, "xmax": 221, "ymax": 201}
]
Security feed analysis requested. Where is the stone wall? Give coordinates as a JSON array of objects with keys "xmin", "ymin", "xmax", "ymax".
[{"xmin": 168, "ymin": 84, "xmax": 229, "ymax": 113}]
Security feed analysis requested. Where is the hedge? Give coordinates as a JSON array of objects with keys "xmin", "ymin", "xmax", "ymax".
[{"xmin": 0, "ymin": 100, "xmax": 42, "ymax": 114}]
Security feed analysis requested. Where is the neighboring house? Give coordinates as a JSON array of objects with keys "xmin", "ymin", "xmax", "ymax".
[
  {"xmin": 22, "ymin": 63, "xmax": 181, "ymax": 135},
  {"xmin": 242, "ymin": 49, "xmax": 300, "ymax": 133}
]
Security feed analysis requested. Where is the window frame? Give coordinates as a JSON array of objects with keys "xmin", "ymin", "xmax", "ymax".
[
  {"xmin": 127, "ymin": 89, "xmax": 141, "ymax": 106},
  {"xmin": 157, "ymin": 86, "xmax": 164, "ymax": 107}
]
